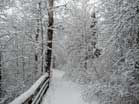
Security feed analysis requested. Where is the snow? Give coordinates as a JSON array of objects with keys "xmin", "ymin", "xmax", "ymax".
[
  {"xmin": 41, "ymin": 69, "xmax": 89, "ymax": 104},
  {"xmin": 10, "ymin": 73, "xmax": 48, "ymax": 104},
  {"xmin": 10, "ymin": 69, "xmax": 98, "ymax": 104}
]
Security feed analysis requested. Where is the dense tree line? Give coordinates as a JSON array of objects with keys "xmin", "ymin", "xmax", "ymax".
[
  {"xmin": 62, "ymin": 0, "xmax": 139, "ymax": 104},
  {"xmin": 0, "ymin": 0, "xmax": 55, "ymax": 103},
  {"xmin": 0, "ymin": 0, "xmax": 138, "ymax": 104}
]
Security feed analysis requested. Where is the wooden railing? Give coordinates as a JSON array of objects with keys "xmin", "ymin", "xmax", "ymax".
[{"xmin": 10, "ymin": 73, "xmax": 49, "ymax": 104}]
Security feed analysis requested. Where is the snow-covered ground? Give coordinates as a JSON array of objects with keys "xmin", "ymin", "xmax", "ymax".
[{"xmin": 41, "ymin": 69, "xmax": 88, "ymax": 104}]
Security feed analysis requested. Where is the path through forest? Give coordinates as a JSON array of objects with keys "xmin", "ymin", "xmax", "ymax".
[{"xmin": 41, "ymin": 69, "xmax": 89, "ymax": 104}]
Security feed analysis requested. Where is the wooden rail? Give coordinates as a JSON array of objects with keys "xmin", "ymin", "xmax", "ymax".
[{"xmin": 10, "ymin": 73, "xmax": 49, "ymax": 104}]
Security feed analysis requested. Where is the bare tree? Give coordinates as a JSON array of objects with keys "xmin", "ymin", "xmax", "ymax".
[
  {"xmin": 35, "ymin": 18, "xmax": 39, "ymax": 73},
  {"xmin": 39, "ymin": 2, "xmax": 44, "ymax": 74},
  {"xmin": 0, "ymin": 50, "xmax": 2, "ymax": 97},
  {"xmin": 45, "ymin": 0, "xmax": 54, "ymax": 76}
]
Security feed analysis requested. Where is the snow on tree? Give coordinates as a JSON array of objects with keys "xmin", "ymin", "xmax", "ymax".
[
  {"xmin": 0, "ymin": 0, "xmax": 138, "ymax": 104},
  {"xmin": 62, "ymin": 0, "xmax": 101, "ymax": 84},
  {"xmin": 83, "ymin": 0, "xmax": 139, "ymax": 104}
]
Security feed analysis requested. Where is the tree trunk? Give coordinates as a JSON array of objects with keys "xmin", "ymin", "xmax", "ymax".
[
  {"xmin": 39, "ymin": 2, "xmax": 44, "ymax": 74},
  {"xmin": 0, "ymin": 51, "xmax": 2, "ymax": 97},
  {"xmin": 45, "ymin": 0, "xmax": 54, "ymax": 76},
  {"xmin": 22, "ymin": 46, "xmax": 25, "ymax": 81},
  {"xmin": 22, "ymin": 35, "xmax": 25, "ymax": 81},
  {"xmin": 52, "ymin": 55, "xmax": 56, "ymax": 68},
  {"xmin": 35, "ymin": 19, "xmax": 39, "ymax": 72}
]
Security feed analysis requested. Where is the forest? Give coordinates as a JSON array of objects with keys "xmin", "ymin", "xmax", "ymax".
[{"xmin": 0, "ymin": 0, "xmax": 139, "ymax": 104}]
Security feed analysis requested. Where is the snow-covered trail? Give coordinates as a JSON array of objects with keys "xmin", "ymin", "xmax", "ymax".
[{"xmin": 41, "ymin": 69, "xmax": 88, "ymax": 104}]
